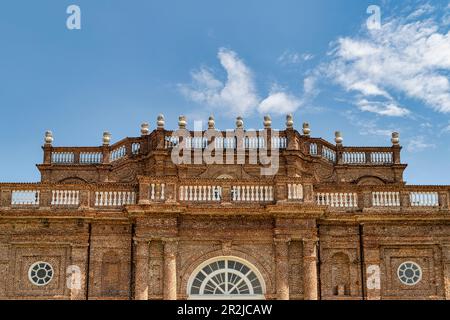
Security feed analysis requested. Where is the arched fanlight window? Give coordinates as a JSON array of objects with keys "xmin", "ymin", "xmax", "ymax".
[{"xmin": 188, "ymin": 257, "xmax": 265, "ymax": 299}]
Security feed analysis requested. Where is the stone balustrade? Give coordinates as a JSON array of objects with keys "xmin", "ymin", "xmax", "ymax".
[
  {"xmin": 110, "ymin": 145, "xmax": 127, "ymax": 162},
  {"xmin": 314, "ymin": 187, "xmax": 448, "ymax": 211},
  {"xmin": 80, "ymin": 152, "xmax": 103, "ymax": 164},
  {"xmin": 11, "ymin": 190, "xmax": 40, "ymax": 205},
  {"xmin": 1, "ymin": 183, "xmax": 449, "ymax": 212},
  {"xmin": 51, "ymin": 190, "xmax": 79, "ymax": 206},
  {"xmin": 163, "ymin": 132, "xmax": 287, "ymax": 150},
  {"xmin": 316, "ymin": 192, "xmax": 359, "ymax": 208},
  {"xmin": 179, "ymin": 185, "xmax": 222, "ymax": 202},
  {"xmin": 287, "ymin": 184, "xmax": 303, "ymax": 200},
  {"xmin": 372, "ymin": 191, "xmax": 401, "ymax": 207},
  {"xmin": 131, "ymin": 142, "xmax": 141, "ymax": 155},
  {"xmin": 342, "ymin": 152, "xmax": 366, "ymax": 164},
  {"xmin": 409, "ymin": 192, "xmax": 439, "ymax": 207},
  {"xmin": 94, "ymin": 191, "xmax": 136, "ymax": 207},
  {"xmin": 45, "ymin": 138, "xmax": 142, "ymax": 166},
  {"xmin": 51, "ymin": 152, "xmax": 75, "ymax": 164},
  {"xmin": 309, "ymin": 143, "xmax": 318, "ymax": 155},
  {"xmin": 322, "ymin": 146, "xmax": 336, "ymax": 162},
  {"xmin": 370, "ymin": 152, "xmax": 393, "ymax": 164},
  {"xmin": 308, "ymin": 139, "xmax": 398, "ymax": 166},
  {"xmin": 43, "ymin": 125, "xmax": 402, "ymax": 170},
  {"xmin": 150, "ymin": 183, "xmax": 165, "ymax": 201},
  {"xmin": 231, "ymin": 185, "xmax": 273, "ymax": 202}
]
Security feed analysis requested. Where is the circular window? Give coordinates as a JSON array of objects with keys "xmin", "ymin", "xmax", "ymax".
[
  {"xmin": 28, "ymin": 262, "xmax": 54, "ymax": 286},
  {"xmin": 397, "ymin": 261, "xmax": 422, "ymax": 286}
]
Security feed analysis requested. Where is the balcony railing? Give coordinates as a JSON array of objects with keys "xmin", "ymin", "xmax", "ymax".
[
  {"xmin": 308, "ymin": 139, "xmax": 398, "ymax": 166},
  {"xmin": 314, "ymin": 186, "xmax": 449, "ymax": 211},
  {"xmin": 45, "ymin": 137, "xmax": 142, "ymax": 166},
  {"xmin": 0, "ymin": 183, "xmax": 137, "ymax": 210},
  {"xmin": 163, "ymin": 134, "xmax": 288, "ymax": 150},
  {"xmin": 1, "ymin": 181, "xmax": 448, "ymax": 213}
]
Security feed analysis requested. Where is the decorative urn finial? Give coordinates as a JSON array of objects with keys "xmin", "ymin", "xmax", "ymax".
[
  {"xmin": 157, "ymin": 114, "xmax": 165, "ymax": 129},
  {"xmin": 236, "ymin": 116, "xmax": 244, "ymax": 129},
  {"xmin": 178, "ymin": 115, "xmax": 187, "ymax": 129},
  {"xmin": 141, "ymin": 122, "xmax": 149, "ymax": 135},
  {"xmin": 391, "ymin": 132, "xmax": 400, "ymax": 146},
  {"xmin": 302, "ymin": 122, "xmax": 311, "ymax": 136},
  {"xmin": 103, "ymin": 131, "xmax": 111, "ymax": 146},
  {"xmin": 335, "ymin": 131, "xmax": 343, "ymax": 146},
  {"xmin": 208, "ymin": 116, "xmax": 215, "ymax": 129},
  {"xmin": 286, "ymin": 114, "xmax": 294, "ymax": 129},
  {"xmin": 263, "ymin": 115, "xmax": 272, "ymax": 129},
  {"xmin": 44, "ymin": 131, "xmax": 53, "ymax": 145}
]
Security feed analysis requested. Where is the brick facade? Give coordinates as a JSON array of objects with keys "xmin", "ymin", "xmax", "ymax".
[{"xmin": 0, "ymin": 115, "xmax": 448, "ymax": 300}]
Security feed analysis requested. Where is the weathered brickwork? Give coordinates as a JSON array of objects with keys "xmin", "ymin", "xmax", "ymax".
[{"xmin": 0, "ymin": 115, "xmax": 449, "ymax": 300}]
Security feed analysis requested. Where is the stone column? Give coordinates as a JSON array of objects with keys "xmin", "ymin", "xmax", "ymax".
[
  {"xmin": 275, "ymin": 238, "xmax": 290, "ymax": 300},
  {"xmin": 303, "ymin": 239, "xmax": 319, "ymax": 300},
  {"xmin": 163, "ymin": 239, "xmax": 178, "ymax": 300},
  {"xmin": 69, "ymin": 245, "xmax": 89, "ymax": 300},
  {"xmin": 134, "ymin": 240, "xmax": 149, "ymax": 300}
]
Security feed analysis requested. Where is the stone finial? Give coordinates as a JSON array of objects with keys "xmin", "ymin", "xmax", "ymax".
[
  {"xmin": 157, "ymin": 114, "xmax": 165, "ymax": 129},
  {"xmin": 391, "ymin": 132, "xmax": 400, "ymax": 146},
  {"xmin": 178, "ymin": 115, "xmax": 187, "ymax": 129},
  {"xmin": 263, "ymin": 115, "xmax": 272, "ymax": 129},
  {"xmin": 44, "ymin": 131, "xmax": 53, "ymax": 145},
  {"xmin": 140, "ymin": 122, "xmax": 150, "ymax": 135},
  {"xmin": 335, "ymin": 131, "xmax": 343, "ymax": 145},
  {"xmin": 208, "ymin": 115, "xmax": 215, "ymax": 129},
  {"xmin": 286, "ymin": 114, "xmax": 294, "ymax": 129},
  {"xmin": 103, "ymin": 131, "xmax": 111, "ymax": 146},
  {"xmin": 302, "ymin": 122, "xmax": 311, "ymax": 136},
  {"xmin": 236, "ymin": 116, "xmax": 244, "ymax": 129}
]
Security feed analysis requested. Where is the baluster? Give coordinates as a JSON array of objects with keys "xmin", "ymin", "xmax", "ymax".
[{"xmin": 192, "ymin": 186, "xmax": 197, "ymax": 201}]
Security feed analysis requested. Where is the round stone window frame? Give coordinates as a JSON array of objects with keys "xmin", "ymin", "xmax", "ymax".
[
  {"xmin": 28, "ymin": 261, "xmax": 54, "ymax": 287},
  {"xmin": 397, "ymin": 261, "xmax": 422, "ymax": 286}
]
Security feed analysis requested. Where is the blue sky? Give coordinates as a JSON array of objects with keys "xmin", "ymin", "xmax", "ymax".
[{"xmin": 0, "ymin": 0, "xmax": 449, "ymax": 184}]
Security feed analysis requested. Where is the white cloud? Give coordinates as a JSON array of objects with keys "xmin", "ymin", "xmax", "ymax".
[
  {"xmin": 406, "ymin": 3, "xmax": 435, "ymax": 20},
  {"xmin": 356, "ymin": 99, "xmax": 411, "ymax": 117},
  {"xmin": 181, "ymin": 48, "xmax": 306, "ymax": 116},
  {"xmin": 259, "ymin": 90, "xmax": 302, "ymax": 114},
  {"xmin": 179, "ymin": 48, "xmax": 259, "ymax": 116},
  {"xmin": 278, "ymin": 51, "xmax": 314, "ymax": 65},
  {"xmin": 442, "ymin": 122, "xmax": 450, "ymax": 133},
  {"xmin": 406, "ymin": 136, "xmax": 436, "ymax": 152},
  {"xmin": 324, "ymin": 7, "xmax": 450, "ymax": 114},
  {"xmin": 303, "ymin": 76, "xmax": 318, "ymax": 96}
]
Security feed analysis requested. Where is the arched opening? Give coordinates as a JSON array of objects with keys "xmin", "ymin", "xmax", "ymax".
[
  {"xmin": 331, "ymin": 252, "xmax": 350, "ymax": 296},
  {"xmin": 187, "ymin": 257, "xmax": 266, "ymax": 300}
]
